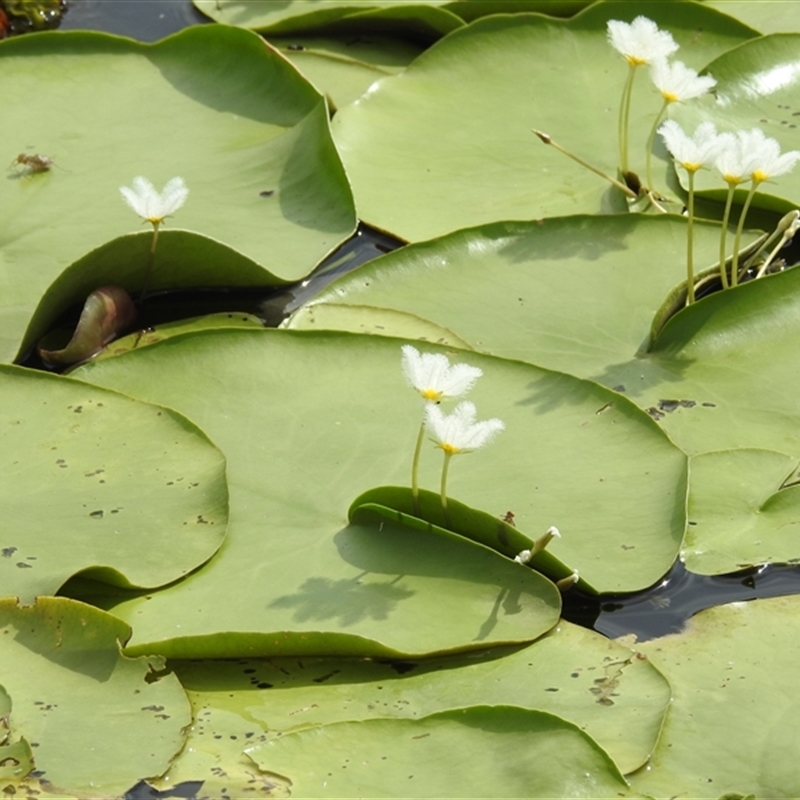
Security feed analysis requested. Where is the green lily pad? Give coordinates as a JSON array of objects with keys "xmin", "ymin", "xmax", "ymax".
[
  {"xmin": 248, "ymin": 705, "xmax": 630, "ymax": 798},
  {"xmin": 0, "ymin": 25, "xmax": 355, "ymax": 362},
  {"xmin": 89, "ymin": 310, "xmax": 266, "ymax": 365},
  {"xmin": 69, "ymin": 328, "xmax": 685, "ymax": 658},
  {"xmin": 169, "ymin": 619, "xmax": 670, "ymax": 777},
  {"xmin": 705, "ymin": 1, "xmax": 798, "ymax": 35},
  {"xmin": 670, "ymin": 32, "xmax": 800, "ymax": 213},
  {"xmin": 331, "ymin": 3, "xmax": 756, "ymax": 241},
  {"xmin": 287, "ymin": 302, "xmax": 474, "ymax": 348},
  {"xmin": 0, "ymin": 363, "xmax": 228, "ymax": 603},
  {"xmin": 286, "ymin": 215, "xmax": 794, "ymax": 454},
  {"xmin": 350, "ymin": 486, "xmax": 587, "ymax": 590},
  {"xmin": 0, "ymin": 685, "xmax": 33, "ymax": 781},
  {"xmin": 194, "ymin": 0, "xmax": 464, "ymax": 40},
  {"xmin": 631, "ymin": 596, "xmax": 800, "ymax": 798},
  {"xmin": 0, "ymin": 596, "xmax": 191, "ymax": 797},
  {"xmin": 685, "ymin": 449, "xmax": 800, "ymax": 574},
  {"xmin": 19, "ymin": 230, "xmax": 282, "ymax": 361},
  {"xmin": 271, "ymin": 35, "xmax": 425, "ymax": 111}
]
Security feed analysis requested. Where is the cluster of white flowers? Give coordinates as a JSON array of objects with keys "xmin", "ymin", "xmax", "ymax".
[
  {"xmin": 608, "ymin": 16, "xmax": 800, "ymax": 298},
  {"xmin": 608, "ymin": 17, "xmax": 716, "ymax": 106},
  {"xmin": 401, "ymin": 344, "xmax": 503, "ymax": 456},
  {"xmin": 401, "ymin": 345, "xmax": 562, "ymax": 569},
  {"xmin": 659, "ymin": 121, "xmax": 800, "ymax": 187}
]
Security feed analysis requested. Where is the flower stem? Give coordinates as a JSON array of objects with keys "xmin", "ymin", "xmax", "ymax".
[
  {"xmin": 686, "ymin": 170, "xmax": 696, "ymax": 305},
  {"xmin": 139, "ymin": 221, "xmax": 160, "ymax": 304},
  {"xmin": 718, "ymin": 184, "xmax": 736, "ymax": 290},
  {"xmin": 645, "ymin": 99, "xmax": 668, "ymax": 192},
  {"xmin": 532, "ymin": 130, "xmax": 637, "ymax": 199},
  {"xmin": 618, "ymin": 63, "xmax": 637, "ymax": 175},
  {"xmin": 410, "ymin": 419, "xmax": 425, "ymax": 515},
  {"xmin": 731, "ymin": 182, "xmax": 760, "ymax": 288},
  {"xmin": 440, "ymin": 451, "xmax": 453, "ymax": 528}
]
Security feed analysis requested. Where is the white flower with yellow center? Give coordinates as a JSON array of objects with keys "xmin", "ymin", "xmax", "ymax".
[
  {"xmin": 401, "ymin": 345, "xmax": 482, "ymax": 402},
  {"xmin": 650, "ymin": 59, "xmax": 716, "ymax": 104},
  {"xmin": 426, "ymin": 401, "xmax": 504, "ymax": 455},
  {"xmin": 659, "ymin": 120, "xmax": 723, "ymax": 173},
  {"xmin": 119, "ymin": 176, "xmax": 189, "ymax": 303},
  {"xmin": 120, "ymin": 176, "xmax": 188, "ymax": 225},
  {"xmin": 607, "ymin": 17, "xmax": 679, "ymax": 176},
  {"xmin": 607, "ymin": 17, "xmax": 678, "ymax": 66},
  {"xmin": 659, "ymin": 120, "xmax": 727, "ymax": 303},
  {"xmin": 727, "ymin": 129, "xmax": 800, "ymax": 288},
  {"xmin": 424, "ymin": 401, "xmax": 504, "ymax": 524},
  {"xmin": 738, "ymin": 128, "xmax": 800, "ymax": 184}
]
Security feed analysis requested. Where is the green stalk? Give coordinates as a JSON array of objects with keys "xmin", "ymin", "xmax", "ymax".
[
  {"xmin": 532, "ymin": 131, "xmax": 637, "ymax": 198},
  {"xmin": 139, "ymin": 221, "xmax": 161, "ymax": 304},
  {"xmin": 617, "ymin": 63, "xmax": 637, "ymax": 175},
  {"xmin": 440, "ymin": 451, "xmax": 453, "ymax": 527},
  {"xmin": 718, "ymin": 183, "xmax": 736, "ymax": 290},
  {"xmin": 645, "ymin": 99, "xmax": 668, "ymax": 192},
  {"xmin": 685, "ymin": 169, "xmax": 696, "ymax": 305},
  {"xmin": 410, "ymin": 419, "xmax": 425, "ymax": 515},
  {"xmin": 731, "ymin": 182, "xmax": 760, "ymax": 288}
]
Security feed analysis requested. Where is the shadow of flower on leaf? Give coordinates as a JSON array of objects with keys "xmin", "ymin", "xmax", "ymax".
[{"xmin": 268, "ymin": 575, "xmax": 415, "ymax": 627}]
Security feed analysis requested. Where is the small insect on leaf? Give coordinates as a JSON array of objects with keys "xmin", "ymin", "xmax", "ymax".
[
  {"xmin": 501, "ymin": 510, "xmax": 516, "ymax": 527},
  {"xmin": 9, "ymin": 153, "xmax": 54, "ymax": 174}
]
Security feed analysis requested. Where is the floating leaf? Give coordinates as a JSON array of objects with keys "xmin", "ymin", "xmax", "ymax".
[
  {"xmin": 631, "ymin": 596, "xmax": 800, "ymax": 798},
  {"xmin": 169, "ymin": 619, "xmax": 670, "ymax": 777},
  {"xmin": 685, "ymin": 448, "xmax": 800, "ymax": 574},
  {"xmin": 0, "ymin": 364, "xmax": 228, "ymax": 602},
  {"xmin": 350, "ymin": 486, "xmax": 585, "ymax": 590},
  {"xmin": 69, "ymin": 327, "xmax": 685, "ymax": 661},
  {"xmin": 248, "ymin": 705, "xmax": 630, "ymax": 798},
  {"xmin": 0, "ymin": 25, "xmax": 356, "ymax": 361},
  {"xmin": 671, "ymin": 32, "xmax": 800, "ymax": 214},
  {"xmin": 0, "ymin": 597, "xmax": 191, "ymax": 797},
  {"xmin": 331, "ymin": 4, "xmax": 756, "ymax": 240}
]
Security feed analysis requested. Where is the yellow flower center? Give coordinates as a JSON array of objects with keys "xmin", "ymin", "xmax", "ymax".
[
  {"xmin": 752, "ymin": 170, "xmax": 768, "ymax": 183},
  {"xmin": 626, "ymin": 55, "xmax": 647, "ymax": 66},
  {"xmin": 662, "ymin": 91, "xmax": 679, "ymax": 103},
  {"xmin": 421, "ymin": 388, "xmax": 443, "ymax": 401},
  {"xmin": 440, "ymin": 443, "xmax": 461, "ymax": 455}
]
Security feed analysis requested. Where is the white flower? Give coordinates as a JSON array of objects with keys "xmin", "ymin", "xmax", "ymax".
[
  {"xmin": 714, "ymin": 133, "xmax": 755, "ymax": 186},
  {"xmin": 659, "ymin": 120, "xmax": 725, "ymax": 173},
  {"xmin": 607, "ymin": 17, "xmax": 679, "ymax": 66},
  {"xmin": 401, "ymin": 345, "xmax": 482, "ymax": 403},
  {"xmin": 425, "ymin": 401, "xmax": 504, "ymax": 455},
  {"xmin": 650, "ymin": 59, "xmax": 716, "ymax": 103},
  {"xmin": 120, "ymin": 176, "xmax": 188, "ymax": 225},
  {"xmin": 737, "ymin": 128, "xmax": 800, "ymax": 183}
]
